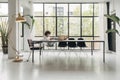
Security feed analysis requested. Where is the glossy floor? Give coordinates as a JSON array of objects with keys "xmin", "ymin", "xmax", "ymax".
[{"xmin": 0, "ymin": 50, "xmax": 120, "ymax": 80}]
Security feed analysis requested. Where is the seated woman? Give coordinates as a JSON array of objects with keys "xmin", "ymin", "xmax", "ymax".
[{"xmin": 43, "ymin": 30, "xmax": 54, "ymax": 47}]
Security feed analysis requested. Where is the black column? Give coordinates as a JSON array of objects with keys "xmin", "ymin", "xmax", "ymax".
[{"xmin": 106, "ymin": 2, "xmax": 116, "ymax": 52}]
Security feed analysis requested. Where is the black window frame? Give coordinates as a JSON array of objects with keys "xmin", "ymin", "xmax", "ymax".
[
  {"xmin": 32, "ymin": 2, "xmax": 100, "ymax": 50},
  {"xmin": 33, "ymin": 2, "xmax": 99, "ymax": 38}
]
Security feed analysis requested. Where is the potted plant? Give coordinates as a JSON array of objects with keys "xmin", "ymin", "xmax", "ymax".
[
  {"xmin": 104, "ymin": 14, "xmax": 120, "ymax": 35},
  {"xmin": 0, "ymin": 15, "xmax": 34, "ymax": 54},
  {"xmin": 0, "ymin": 18, "xmax": 10, "ymax": 54}
]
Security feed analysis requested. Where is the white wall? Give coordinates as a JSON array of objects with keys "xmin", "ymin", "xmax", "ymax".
[
  {"xmin": 114, "ymin": 0, "xmax": 120, "ymax": 52},
  {"xmin": 21, "ymin": 0, "xmax": 33, "ymax": 51},
  {"xmin": 8, "ymin": 0, "xmax": 33, "ymax": 59},
  {"xmin": 109, "ymin": 0, "xmax": 120, "ymax": 52}
]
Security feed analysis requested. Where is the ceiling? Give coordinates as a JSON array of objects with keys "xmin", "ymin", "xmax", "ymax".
[
  {"xmin": 0, "ymin": 0, "xmax": 111, "ymax": 3},
  {"xmin": 34, "ymin": 0, "xmax": 111, "ymax": 2}
]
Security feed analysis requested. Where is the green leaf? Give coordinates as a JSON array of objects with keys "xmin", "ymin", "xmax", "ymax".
[
  {"xmin": 104, "ymin": 14, "xmax": 120, "ymax": 27},
  {"xmin": 106, "ymin": 29, "xmax": 120, "ymax": 36}
]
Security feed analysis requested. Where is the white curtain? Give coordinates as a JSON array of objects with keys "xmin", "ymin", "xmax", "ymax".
[{"xmin": 99, "ymin": 2, "xmax": 108, "ymax": 52}]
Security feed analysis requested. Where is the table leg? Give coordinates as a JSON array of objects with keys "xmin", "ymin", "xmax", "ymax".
[
  {"xmin": 103, "ymin": 41, "xmax": 105, "ymax": 63},
  {"xmin": 91, "ymin": 42, "xmax": 93, "ymax": 55}
]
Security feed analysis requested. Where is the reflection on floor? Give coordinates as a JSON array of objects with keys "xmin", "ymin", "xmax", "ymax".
[{"xmin": 0, "ymin": 50, "xmax": 120, "ymax": 80}]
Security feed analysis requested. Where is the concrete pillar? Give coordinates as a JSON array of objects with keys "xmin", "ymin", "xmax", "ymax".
[{"xmin": 8, "ymin": 0, "xmax": 18, "ymax": 59}]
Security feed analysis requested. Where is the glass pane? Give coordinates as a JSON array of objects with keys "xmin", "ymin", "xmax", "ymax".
[
  {"xmin": 33, "ymin": 4, "xmax": 43, "ymax": 16},
  {"xmin": 83, "ymin": 37, "xmax": 93, "ymax": 49},
  {"xmin": 82, "ymin": 4, "xmax": 93, "ymax": 16},
  {"xmin": 45, "ymin": 4, "xmax": 55, "ymax": 16},
  {"xmin": 69, "ymin": 4, "xmax": 80, "ymax": 16},
  {"xmin": 34, "ymin": 17, "xmax": 43, "ymax": 36},
  {"xmin": 94, "ymin": 4, "xmax": 99, "ymax": 16},
  {"xmin": 69, "ymin": 17, "xmax": 80, "ymax": 36},
  {"xmin": 94, "ymin": 37, "xmax": 100, "ymax": 49},
  {"xmin": 82, "ymin": 18, "xmax": 92, "ymax": 36},
  {"xmin": 94, "ymin": 18, "xmax": 99, "ymax": 36},
  {"xmin": 57, "ymin": 4, "xmax": 68, "ymax": 16},
  {"xmin": 0, "ymin": 3, "xmax": 8, "ymax": 16},
  {"xmin": 44, "ymin": 17, "xmax": 56, "ymax": 36},
  {"xmin": 57, "ymin": 17, "xmax": 68, "ymax": 36}
]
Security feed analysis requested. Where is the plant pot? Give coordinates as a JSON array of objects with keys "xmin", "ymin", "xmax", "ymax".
[{"xmin": 2, "ymin": 46, "xmax": 8, "ymax": 54}]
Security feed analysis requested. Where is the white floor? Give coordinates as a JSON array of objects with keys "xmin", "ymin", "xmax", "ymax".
[{"xmin": 0, "ymin": 50, "xmax": 120, "ymax": 80}]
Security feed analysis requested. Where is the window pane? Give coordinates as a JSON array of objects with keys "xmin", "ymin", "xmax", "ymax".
[
  {"xmin": 0, "ymin": 3, "xmax": 8, "ymax": 16},
  {"xmin": 83, "ymin": 37, "xmax": 93, "ymax": 49},
  {"xmin": 69, "ymin": 17, "xmax": 80, "ymax": 36},
  {"xmin": 94, "ymin": 18, "xmax": 99, "ymax": 36},
  {"xmin": 82, "ymin": 4, "xmax": 93, "ymax": 16},
  {"xmin": 44, "ymin": 17, "xmax": 56, "ymax": 36},
  {"xmin": 94, "ymin": 37, "xmax": 100, "ymax": 49},
  {"xmin": 57, "ymin": 17, "xmax": 68, "ymax": 36},
  {"xmin": 57, "ymin": 4, "xmax": 68, "ymax": 16},
  {"xmin": 94, "ymin": 4, "xmax": 99, "ymax": 16},
  {"xmin": 82, "ymin": 18, "xmax": 92, "ymax": 36},
  {"xmin": 69, "ymin": 4, "xmax": 80, "ymax": 16},
  {"xmin": 45, "ymin": 4, "xmax": 55, "ymax": 16},
  {"xmin": 34, "ymin": 17, "xmax": 43, "ymax": 36},
  {"xmin": 33, "ymin": 4, "xmax": 43, "ymax": 16}
]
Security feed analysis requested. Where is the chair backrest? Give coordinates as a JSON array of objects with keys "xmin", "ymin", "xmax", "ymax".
[
  {"xmin": 68, "ymin": 38, "xmax": 76, "ymax": 47},
  {"xmin": 77, "ymin": 38, "xmax": 87, "ymax": 47},
  {"xmin": 58, "ymin": 41, "xmax": 67, "ymax": 47},
  {"xmin": 27, "ymin": 39, "xmax": 33, "ymax": 48}
]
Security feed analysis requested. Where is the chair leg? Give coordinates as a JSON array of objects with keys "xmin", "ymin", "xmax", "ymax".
[
  {"xmin": 58, "ymin": 51, "xmax": 61, "ymax": 56},
  {"xmin": 39, "ymin": 49, "xmax": 42, "ymax": 64},
  {"xmin": 27, "ymin": 51, "xmax": 32, "ymax": 62},
  {"xmin": 58, "ymin": 47, "xmax": 62, "ymax": 56},
  {"xmin": 58, "ymin": 47, "xmax": 64, "ymax": 56},
  {"xmin": 74, "ymin": 48, "xmax": 78, "ymax": 57},
  {"xmin": 39, "ymin": 49, "xmax": 42, "ymax": 56},
  {"xmin": 32, "ymin": 50, "xmax": 34, "ymax": 63},
  {"xmin": 39, "ymin": 49, "xmax": 43, "ymax": 61}
]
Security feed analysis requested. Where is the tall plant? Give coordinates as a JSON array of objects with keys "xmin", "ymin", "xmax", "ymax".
[
  {"xmin": 0, "ymin": 18, "xmax": 11, "ymax": 54},
  {"xmin": 104, "ymin": 14, "xmax": 120, "ymax": 36}
]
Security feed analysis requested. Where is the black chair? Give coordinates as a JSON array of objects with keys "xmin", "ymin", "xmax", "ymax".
[
  {"xmin": 58, "ymin": 41, "xmax": 67, "ymax": 55},
  {"xmin": 67, "ymin": 38, "xmax": 77, "ymax": 56},
  {"xmin": 77, "ymin": 38, "xmax": 87, "ymax": 47},
  {"xmin": 68, "ymin": 38, "xmax": 77, "ymax": 48},
  {"xmin": 58, "ymin": 41, "xmax": 67, "ymax": 47},
  {"xmin": 27, "ymin": 39, "xmax": 42, "ymax": 62}
]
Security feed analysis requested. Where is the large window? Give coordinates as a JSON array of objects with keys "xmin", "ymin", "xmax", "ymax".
[
  {"xmin": 0, "ymin": 3, "xmax": 8, "ymax": 16},
  {"xmin": 0, "ymin": 3, "xmax": 8, "ymax": 49},
  {"xmin": 33, "ymin": 3, "xmax": 100, "ymax": 49}
]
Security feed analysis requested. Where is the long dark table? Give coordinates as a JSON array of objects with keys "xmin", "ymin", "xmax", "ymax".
[{"xmin": 31, "ymin": 40, "xmax": 105, "ymax": 63}]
